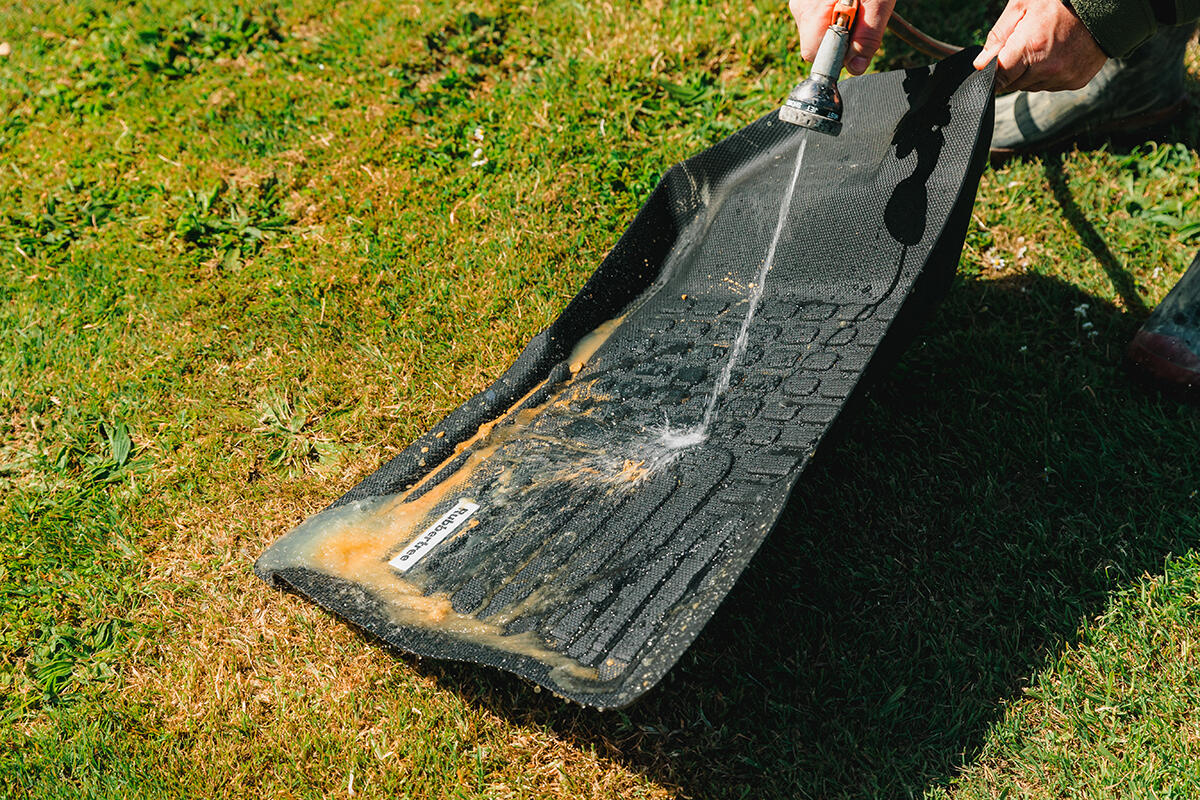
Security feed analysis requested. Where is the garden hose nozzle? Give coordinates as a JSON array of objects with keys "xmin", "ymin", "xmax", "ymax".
[{"xmin": 780, "ymin": 0, "xmax": 859, "ymax": 135}]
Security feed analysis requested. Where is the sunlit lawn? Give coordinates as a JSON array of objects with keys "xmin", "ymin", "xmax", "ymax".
[{"xmin": 2, "ymin": 2, "xmax": 1199, "ymax": 797}]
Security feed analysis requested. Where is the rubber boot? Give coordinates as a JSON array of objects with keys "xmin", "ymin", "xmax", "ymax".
[
  {"xmin": 1127, "ymin": 252, "xmax": 1200, "ymax": 396},
  {"xmin": 990, "ymin": 23, "xmax": 1195, "ymax": 157}
]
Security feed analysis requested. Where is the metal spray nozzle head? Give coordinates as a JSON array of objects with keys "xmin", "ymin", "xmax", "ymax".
[{"xmin": 779, "ymin": 75, "xmax": 844, "ymax": 135}]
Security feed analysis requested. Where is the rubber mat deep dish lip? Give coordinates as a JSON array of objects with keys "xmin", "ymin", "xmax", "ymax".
[{"xmin": 256, "ymin": 51, "xmax": 997, "ymax": 710}]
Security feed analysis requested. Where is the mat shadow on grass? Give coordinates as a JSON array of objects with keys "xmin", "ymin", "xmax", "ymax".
[
  {"xmin": 1044, "ymin": 159, "xmax": 1150, "ymax": 317},
  {"xmin": 396, "ymin": 272, "xmax": 1199, "ymax": 799}
]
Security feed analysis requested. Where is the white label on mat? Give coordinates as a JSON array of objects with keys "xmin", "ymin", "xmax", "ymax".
[{"xmin": 388, "ymin": 501, "xmax": 479, "ymax": 573}]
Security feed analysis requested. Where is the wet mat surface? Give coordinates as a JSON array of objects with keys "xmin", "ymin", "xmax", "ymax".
[{"xmin": 257, "ymin": 51, "xmax": 996, "ymax": 708}]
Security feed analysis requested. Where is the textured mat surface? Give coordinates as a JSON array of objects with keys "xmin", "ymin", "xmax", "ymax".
[{"xmin": 256, "ymin": 51, "xmax": 996, "ymax": 709}]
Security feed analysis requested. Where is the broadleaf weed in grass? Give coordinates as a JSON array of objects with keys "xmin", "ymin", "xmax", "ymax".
[
  {"xmin": 1116, "ymin": 141, "xmax": 1200, "ymax": 243},
  {"xmin": 101, "ymin": 421, "xmax": 132, "ymax": 471},
  {"xmin": 51, "ymin": 418, "xmax": 147, "ymax": 488},
  {"xmin": 23, "ymin": 619, "xmax": 124, "ymax": 707},
  {"xmin": 174, "ymin": 177, "xmax": 290, "ymax": 268},
  {"xmin": 134, "ymin": 6, "xmax": 284, "ymax": 79},
  {"xmin": 258, "ymin": 392, "xmax": 308, "ymax": 437},
  {"xmin": 5, "ymin": 179, "xmax": 120, "ymax": 260},
  {"xmin": 255, "ymin": 392, "xmax": 348, "ymax": 476}
]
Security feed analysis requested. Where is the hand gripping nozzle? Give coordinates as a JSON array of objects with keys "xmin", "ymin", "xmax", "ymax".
[{"xmin": 780, "ymin": 0, "xmax": 859, "ymax": 135}]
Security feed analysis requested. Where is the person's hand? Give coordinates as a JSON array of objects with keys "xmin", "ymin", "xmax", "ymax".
[
  {"xmin": 789, "ymin": 0, "xmax": 896, "ymax": 75},
  {"xmin": 972, "ymin": 0, "xmax": 1108, "ymax": 92}
]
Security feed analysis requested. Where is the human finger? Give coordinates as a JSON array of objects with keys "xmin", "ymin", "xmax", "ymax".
[
  {"xmin": 790, "ymin": 0, "xmax": 836, "ymax": 62},
  {"xmin": 974, "ymin": 1, "xmax": 1026, "ymax": 70},
  {"xmin": 992, "ymin": 32, "xmax": 1033, "ymax": 91},
  {"xmin": 846, "ymin": 0, "xmax": 896, "ymax": 74}
]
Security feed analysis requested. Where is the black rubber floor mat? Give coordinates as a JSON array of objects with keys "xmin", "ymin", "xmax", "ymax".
[{"xmin": 257, "ymin": 50, "xmax": 996, "ymax": 709}]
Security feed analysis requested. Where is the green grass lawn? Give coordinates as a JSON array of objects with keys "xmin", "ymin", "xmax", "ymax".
[{"xmin": 2, "ymin": 1, "xmax": 1199, "ymax": 797}]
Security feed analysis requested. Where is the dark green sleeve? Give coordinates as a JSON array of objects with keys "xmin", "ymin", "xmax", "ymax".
[
  {"xmin": 1069, "ymin": 0, "xmax": 1200, "ymax": 57},
  {"xmin": 1171, "ymin": 0, "xmax": 1200, "ymax": 26}
]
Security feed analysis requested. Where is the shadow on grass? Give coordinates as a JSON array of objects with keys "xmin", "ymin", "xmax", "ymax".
[
  {"xmin": 414, "ymin": 270, "xmax": 1200, "ymax": 799},
  {"xmin": 1016, "ymin": 105, "xmax": 1200, "ymax": 320},
  {"xmin": 1043, "ymin": 158, "xmax": 1150, "ymax": 317}
]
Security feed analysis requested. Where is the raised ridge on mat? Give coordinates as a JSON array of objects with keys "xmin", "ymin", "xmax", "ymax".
[{"xmin": 257, "ymin": 50, "xmax": 996, "ymax": 709}]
